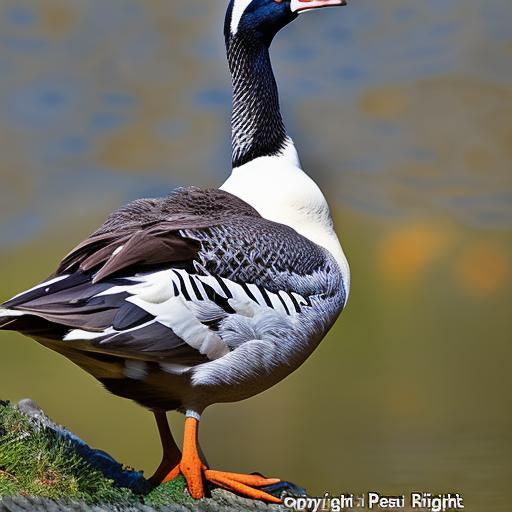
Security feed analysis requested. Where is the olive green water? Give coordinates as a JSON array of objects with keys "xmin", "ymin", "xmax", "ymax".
[{"xmin": 0, "ymin": 1, "xmax": 511, "ymax": 510}]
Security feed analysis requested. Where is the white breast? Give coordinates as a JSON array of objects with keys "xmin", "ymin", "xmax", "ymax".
[{"xmin": 220, "ymin": 140, "xmax": 350, "ymax": 294}]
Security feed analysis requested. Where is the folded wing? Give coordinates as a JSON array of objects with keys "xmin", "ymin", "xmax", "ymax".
[{"xmin": 1, "ymin": 187, "xmax": 333, "ymax": 366}]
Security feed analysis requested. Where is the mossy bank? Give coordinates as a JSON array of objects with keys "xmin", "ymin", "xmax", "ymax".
[{"xmin": 0, "ymin": 400, "xmax": 295, "ymax": 511}]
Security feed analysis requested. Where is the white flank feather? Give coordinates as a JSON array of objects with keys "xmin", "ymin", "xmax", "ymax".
[{"xmin": 0, "ymin": 308, "xmax": 25, "ymax": 318}]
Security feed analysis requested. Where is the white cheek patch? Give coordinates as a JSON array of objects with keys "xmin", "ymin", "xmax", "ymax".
[{"xmin": 230, "ymin": 0, "xmax": 253, "ymax": 35}]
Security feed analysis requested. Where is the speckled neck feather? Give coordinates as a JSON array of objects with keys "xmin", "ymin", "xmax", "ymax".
[{"xmin": 226, "ymin": 33, "xmax": 289, "ymax": 169}]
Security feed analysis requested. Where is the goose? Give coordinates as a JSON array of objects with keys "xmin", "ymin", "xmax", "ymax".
[{"xmin": 0, "ymin": 0, "xmax": 350, "ymax": 503}]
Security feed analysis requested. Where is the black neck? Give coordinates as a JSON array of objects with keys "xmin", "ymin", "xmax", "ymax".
[{"xmin": 226, "ymin": 33, "xmax": 289, "ymax": 168}]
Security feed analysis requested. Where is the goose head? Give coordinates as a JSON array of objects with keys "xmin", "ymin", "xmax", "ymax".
[{"xmin": 226, "ymin": 0, "xmax": 346, "ymax": 45}]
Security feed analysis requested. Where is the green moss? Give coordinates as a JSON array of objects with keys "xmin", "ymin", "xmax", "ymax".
[
  {"xmin": 0, "ymin": 401, "xmax": 259, "ymax": 510},
  {"xmin": 0, "ymin": 402, "xmax": 135, "ymax": 504},
  {"xmin": 145, "ymin": 475, "xmax": 195, "ymax": 507}
]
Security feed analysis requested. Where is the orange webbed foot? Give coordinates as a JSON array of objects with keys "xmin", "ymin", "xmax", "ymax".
[
  {"xmin": 161, "ymin": 417, "xmax": 281, "ymax": 503},
  {"xmin": 163, "ymin": 465, "xmax": 282, "ymax": 503},
  {"xmin": 204, "ymin": 469, "xmax": 281, "ymax": 503}
]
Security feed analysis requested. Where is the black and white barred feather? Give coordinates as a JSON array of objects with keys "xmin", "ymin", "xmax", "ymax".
[{"xmin": 0, "ymin": 188, "xmax": 344, "ymax": 396}]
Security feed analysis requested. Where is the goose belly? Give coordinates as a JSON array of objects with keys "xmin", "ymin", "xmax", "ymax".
[
  {"xmin": 33, "ymin": 288, "xmax": 343, "ymax": 412},
  {"xmin": 186, "ymin": 289, "xmax": 346, "ymax": 407}
]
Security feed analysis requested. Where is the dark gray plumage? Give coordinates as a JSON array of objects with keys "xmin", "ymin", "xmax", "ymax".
[{"xmin": 0, "ymin": 187, "xmax": 336, "ymax": 391}]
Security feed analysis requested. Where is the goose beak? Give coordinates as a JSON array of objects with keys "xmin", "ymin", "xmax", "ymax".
[{"xmin": 290, "ymin": 0, "xmax": 347, "ymax": 13}]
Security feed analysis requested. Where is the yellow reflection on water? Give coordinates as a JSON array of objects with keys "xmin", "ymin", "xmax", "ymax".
[
  {"xmin": 360, "ymin": 87, "xmax": 408, "ymax": 120},
  {"xmin": 454, "ymin": 242, "xmax": 510, "ymax": 297},
  {"xmin": 40, "ymin": 2, "xmax": 77, "ymax": 38},
  {"xmin": 377, "ymin": 223, "xmax": 449, "ymax": 285}
]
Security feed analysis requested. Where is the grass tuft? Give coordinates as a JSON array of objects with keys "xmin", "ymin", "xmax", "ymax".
[
  {"xmin": 0, "ymin": 402, "xmax": 135, "ymax": 504},
  {"xmin": 0, "ymin": 401, "xmax": 271, "ymax": 510},
  {"xmin": 145, "ymin": 475, "xmax": 195, "ymax": 507}
]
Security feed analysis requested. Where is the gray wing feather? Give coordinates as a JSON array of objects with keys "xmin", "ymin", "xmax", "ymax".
[{"xmin": 1, "ymin": 187, "xmax": 332, "ymax": 364}]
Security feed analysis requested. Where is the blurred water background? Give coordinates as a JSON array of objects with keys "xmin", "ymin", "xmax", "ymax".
[{"xmin": 0, "ymin": 0, "xmax": 511, "ymax": 510}]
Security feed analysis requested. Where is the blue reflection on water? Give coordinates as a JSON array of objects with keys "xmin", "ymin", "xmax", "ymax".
[
  {"xmin": 0, "ymin": 0, "xmax": 510, "ymax": 245},
  {"xmin": 6, "ymin": 6, "xmax": 37, "ymax": 27},
  {"xmin": 4, "ymin": 79, "xmax": 79, "ymax": 129},
  {"xmin": 195, "ymin": 88, "xmax": 230, "ymax": 109}
]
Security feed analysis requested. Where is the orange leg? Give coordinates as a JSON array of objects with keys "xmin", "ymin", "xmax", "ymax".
[{"xmin": 161, "ymin": 416, "xmax": 281, "ymax": 503}]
